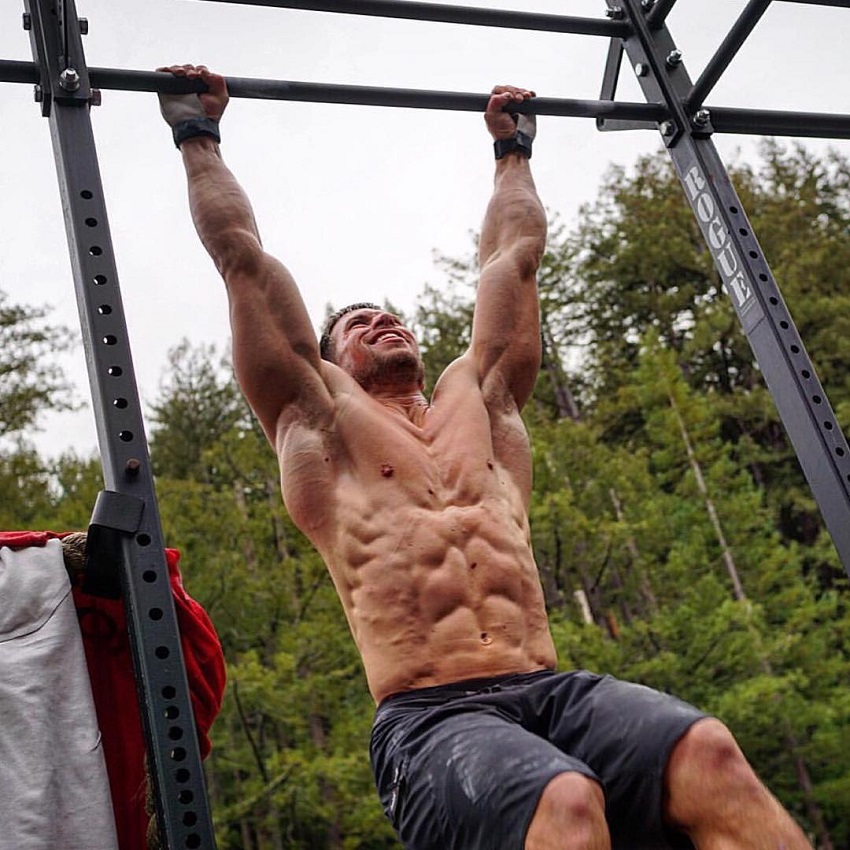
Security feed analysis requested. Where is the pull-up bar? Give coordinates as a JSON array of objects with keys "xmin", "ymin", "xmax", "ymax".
[
  {"xmin": 709, "ymin": 105, "xmax": 850, "ymax": 138},
  {"xmin": 0, "ymin": 60, "xmax": 665, "ymax": 121},
  {"xmin": 3, "ymin": 60, "xmax": 849, "ymax": 138}
]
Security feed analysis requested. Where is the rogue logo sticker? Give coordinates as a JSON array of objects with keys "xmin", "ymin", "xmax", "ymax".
[{"xmin": 681, "ymin": 161, "xmax": 758, "ymax": 322}]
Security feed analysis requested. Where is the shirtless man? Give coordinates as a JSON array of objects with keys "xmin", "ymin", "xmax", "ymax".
[{"xmin": 159, "ymin": 65, "xmax": 814, "ymax": 850}]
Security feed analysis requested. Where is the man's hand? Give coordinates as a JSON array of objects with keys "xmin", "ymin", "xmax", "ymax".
[
  {"xmin": 485, "ymin": 84, "xmax": 536, "ymax": 142},
  {"xmin": 157, "ymin": 64, "xmax": 229, "ymax": 145}
]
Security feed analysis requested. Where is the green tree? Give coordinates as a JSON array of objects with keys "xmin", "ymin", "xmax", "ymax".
[
  {"xmin": 0, "ymin": 288, "xmax": 79, "ymax": 532},
  {"xmin": 0, "ymin": 441, "xmax": 55, "ymax": 529},
  {"xmin": 149, "ymin": 340, "xmax": 248, "ymax": 481},
  {"xmin": 0, "ymin": 288, "xmax": 76, "ymax": 443}
]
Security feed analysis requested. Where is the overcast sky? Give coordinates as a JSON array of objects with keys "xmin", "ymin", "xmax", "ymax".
[{"xmin": 2, "ymin": 0, "xmax": 849, "ymax": 460}]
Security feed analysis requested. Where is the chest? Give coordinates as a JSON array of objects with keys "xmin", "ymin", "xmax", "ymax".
[
  {"xmin": 345, "ymin": 391, "xmax": 497, "ymax": 499},
  {"xmin": 279, "ymin": 382, "xmax": 531, "ymax": 537}
]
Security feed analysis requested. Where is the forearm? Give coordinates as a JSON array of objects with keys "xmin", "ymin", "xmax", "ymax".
[
  {"xmin": 478, "ymin": 154, "xmax": 547, "ymax": 272},
  {"xmin": 180, "ymin": 136, "xmax": 263, "ymax": 276}
]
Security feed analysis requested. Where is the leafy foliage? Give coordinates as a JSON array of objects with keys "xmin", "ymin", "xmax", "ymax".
[
  {"xmin": 4, "ymin": 143, "xmax": 850, "ymax": 847},
  {"xmin": 0, "ymin": 288, "xmax": 76, "ymax": 443}
]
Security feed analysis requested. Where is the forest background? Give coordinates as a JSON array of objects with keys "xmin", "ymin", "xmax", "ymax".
[{"xmin": 3, "ymin": 141, "xmax": 850, "ymax": 849}]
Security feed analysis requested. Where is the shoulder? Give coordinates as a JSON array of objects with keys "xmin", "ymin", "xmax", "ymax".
[
  {"xmin": 432, "ymin": 352, "xmax": 519, "ymax": 418},
  {"xmin": 274, "ymin": 357, "xmax": 409, "ymax": 454},
  {"xmin": 272, "ymin": 360, "xmax": 353, "ymax": 435},
  {"xmin": 431, "ymin": 353, "xmax": 478, "ymax": 394}
]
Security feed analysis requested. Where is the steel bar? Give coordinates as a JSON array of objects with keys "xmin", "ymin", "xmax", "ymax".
[
  {"xmin": 197, "ymin": 0, "xmax": 630, "ymax": 37},
  {"xmin": 619, "ymin": 0, "xmax": 850, "ymax": 576},
  {"xmin": 6, "ymin": 60, "xmax": 850, "ymax": 140},
  {"xmin": 6, "ymin": 60, "xmax": 850, "ymax": 139},
  {"xmin": 24, "ymin": 1, "xmax": 217, "ymax": 847},
  {"xmin": 646, "ymin": 0, "xmax": 679, "ymax": 29},
  {"xmin": 687, "ymin": 0, "xmax": 772, "ymax": 109},
  {"xmin": 710, "ymin": 106, "xmax": 850, "ymax": 138},
  {"xmin": 0, "ymin": 62, "xmax": 668, "ymax": 121},
  {"xmin": 0, "ymin": 58, "xmax": 38, "ymax": 83},
  {"xmin": 206, "ymin": 78, "xmax": 667, "ymax": 121}
]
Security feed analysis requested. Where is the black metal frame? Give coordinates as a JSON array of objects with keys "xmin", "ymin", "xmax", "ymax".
[
  {"xmin": 4, "ymin": 0, "xmax": 850, "ymax": 845},
  {"xmin": 20, "ymin": 1, "xmax": 217, "ymax": 848}
]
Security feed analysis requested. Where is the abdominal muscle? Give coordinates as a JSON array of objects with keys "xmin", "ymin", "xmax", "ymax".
[
  {"xmin": 317, "ymin": 473, "xmax": 558, "ymax": 704},
  {"xmin": 281, "ymin": 369, "xmax": 559, "ymax": 703}
]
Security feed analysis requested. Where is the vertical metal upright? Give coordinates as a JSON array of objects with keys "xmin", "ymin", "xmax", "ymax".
[
  {"xmin": 24, "ymin": 0, "xmax": 217, "ymax": 847},
  {"xmin": 601, "ymin": 0, "xmax": 850, "ymax": 570}
]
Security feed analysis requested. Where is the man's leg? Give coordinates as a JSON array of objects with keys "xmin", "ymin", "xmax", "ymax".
[
  {"xmin": 664, "ymin": 718, "xmax": 813, "ymax": 850},
  {"xmin": 525, "ymin": 772, "xmax": 610, "ymax": 850}
]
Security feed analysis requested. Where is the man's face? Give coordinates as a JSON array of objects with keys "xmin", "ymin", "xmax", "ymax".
[{"xmin": 331, "ymin": 309, "xmax": 424, "ymax": 390}]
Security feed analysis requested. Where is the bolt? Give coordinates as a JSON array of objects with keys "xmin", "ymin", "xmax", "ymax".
[
  {"xmin": 59, "ymin": 67, "xmax": 81, "ymax": 91},
  {"xmin": 605, "ymin": 6, "xmax": 624, "ymax": 19},
  {"xmin": 79, "ymin": 17, "xmax": 89, "ymax": 35},
  {"xmin": 90, "ymin": 88, "xmax": 102, "ymax": 107},
  {"xmin": 666, "ymin": 49, "xmax": 683, "ymax": 68},
  {"xmin": 22, "ymin": 12, "xmax": 31, "ymax": 30},
  {"xmin": 641, "ymin": 0, "xmax": 655, "ymax": 9},
  {"xmin": 693, "ymin": 108, "xmax": 712, "ymax": 127},
  {"xmin": 634, "ymin": 62, "xmax": 649, "ymax": 77},
  {"xmin": 125, "ymin": 458, "xmax": 141, "ymax": 477},
  {"xmin": 33, "ymin": 85, "xmax": 43, "ymax": 103},
  {"xmin": 660, "ymin": 120, "xmax": 676, "ymax": 137}
]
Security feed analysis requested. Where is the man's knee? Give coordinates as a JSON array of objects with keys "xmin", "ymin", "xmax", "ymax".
[
  {"xmin": 525, "ymin": 772, "xmax": 608, "ymax": 850},
  {"xmin": 665, "ymin": 718, "xmax": 766, "ymax": 824}
]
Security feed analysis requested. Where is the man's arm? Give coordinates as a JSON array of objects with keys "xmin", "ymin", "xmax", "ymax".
[
  {"xmin": 158, "ymin": 65, "xmax": 331, "ymax": 445},
  {"xmin": 469, "ymin": 86, "xmax": 547, "ymax": 410}
]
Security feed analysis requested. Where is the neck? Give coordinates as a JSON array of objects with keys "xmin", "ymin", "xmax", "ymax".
[
  {"xmin": 369, "ymin": 386, "xmax": 430, "ymax": 422},
  {"xmin": 371, "ymin": 386, "xmax": 428, "ymax": 407},
  {"xmin": 355, "ymin": 368, "xmax": 425, "ymax": 404}
]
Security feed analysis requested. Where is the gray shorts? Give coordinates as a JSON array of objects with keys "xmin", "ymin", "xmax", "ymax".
[{"xmin": 370, "ymin": 669, "xmax": 705, "ymax": 850}]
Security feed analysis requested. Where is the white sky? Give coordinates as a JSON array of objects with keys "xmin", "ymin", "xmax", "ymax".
[{"xmin": 1, "ymin": 0, "xmax": 849, "ymax": 459}]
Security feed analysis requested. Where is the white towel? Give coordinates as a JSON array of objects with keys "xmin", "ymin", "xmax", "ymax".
[{"xmin": 0, "ymin": 539, "xmax": 119, "ymax": 850}]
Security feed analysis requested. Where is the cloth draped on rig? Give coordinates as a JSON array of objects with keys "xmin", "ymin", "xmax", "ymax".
[{"xmin": 0, "ymin": 531, "xmax": 226, "ymax": 850}]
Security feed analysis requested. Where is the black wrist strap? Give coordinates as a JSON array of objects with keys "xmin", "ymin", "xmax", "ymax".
[
  {"xmin": 493, "ymin": 130, "xmax": 533, "ymax": 160},
  {"xmin": 173, "ymin": 117, "xmax": 221, "ymax": 149}
]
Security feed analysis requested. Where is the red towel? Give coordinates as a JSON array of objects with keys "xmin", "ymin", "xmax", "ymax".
[{"xmin": 0, "ymin": 531, "xmax": 226, "ymax": 850}]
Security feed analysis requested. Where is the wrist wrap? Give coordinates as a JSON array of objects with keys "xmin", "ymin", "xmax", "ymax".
[
  {"xmin": 494, "ymin": 129, "xmax": 533, "ymax": 160},
  {"xmin": 172, "ymin": 117, "xmax": 221, "ymax": 148}
]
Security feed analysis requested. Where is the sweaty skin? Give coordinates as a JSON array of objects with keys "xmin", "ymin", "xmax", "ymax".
[
  {"xmin": 286, "ymin": 309, "xmax": 557, "ymax": 701},
  {"xmin": 163, "ymin": 65, "xmax": 554, "ymax": 702}
]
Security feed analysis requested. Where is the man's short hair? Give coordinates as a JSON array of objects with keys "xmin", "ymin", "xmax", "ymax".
[{"xmin": 319, "ymin": 302, "xmax": 382, "ymax": 362}]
